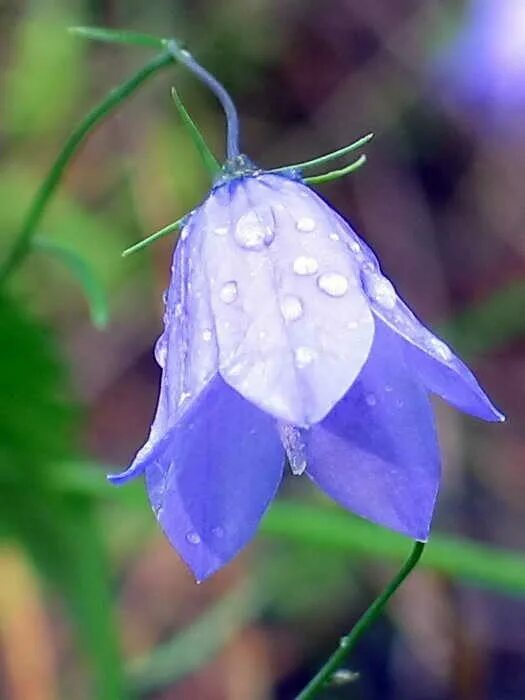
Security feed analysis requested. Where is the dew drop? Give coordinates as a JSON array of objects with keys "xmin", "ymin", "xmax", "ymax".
[
  {"xmin": 214, "ymin": 225, "xmax": 228, "ymax": 236},
  {"xmin": 349, "ymin": 240, "xmax": 361, "ymax": 253},
  {"xmin": 296, "ymin": 216, "xmax": 316, "ymax": 232},
  {"xmin": 186, "ymin": 531, "xmax": 201, "ymax": 545},
  {"xmin": 295, "ymin": 346, "xmax": 317, "ymax": 368},
  {"xmin": 174, "ymin": 302, "xmax": 183, "ymax": 318},
  {"xmin": 181, "ymin": 226, "xmax": 190, "ymax": 241},
  {"xmin": 219, "ymin": 281, "xmax": 238, "ymax": 304},
  {"xmin": 234, "ymin": 211, "xmax": 274, "ymax": 250},
  {"xmin": 365, "ymin": 393, "xmax": 377, "ymax": 407},
  {"xmin": 154, "ymin": 337, "xmax": 167, "ymax": 367},
  {"xmin": 278, "ymin": 424, "xmax": 307, "ymax": 475},
  {"xmin": 329, "ymin": 232, "xmax": 340, "ymax": 241},
  {"xmin": 317, "ymin": 272, "xmax": 349, "ymax": 297},
  {"xmin": 385, "ymin": 384, "xmax": 393, "ymax": 393},
  {"xmin": 178, "ymin": 391, "xmax": 192, "ymax": 407},
  {"xmin": 429, "ymin": 337, "xmax": 452, "ymax": 361},
  {"xmin": 202, "ymin": 329, "xmax": 213, "ymax": 342},
  {"xmin": 280, "ymin": 295, "xmax": 303, "ymax": 322},
  {"xmin": 363, "ymin": 272, "xmax": 397, "ymax": 309},
  {"xmin": 293, "ymin": 256, "xmax": 319, "ymax": 275},
  {"xmin": 212, "ymin": 526, "xmax": 224, "ymax": 539}
]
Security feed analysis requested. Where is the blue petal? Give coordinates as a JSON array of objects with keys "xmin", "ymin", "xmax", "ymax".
[
  {"xmin": 306, "ymin": 319, "xmax": 440, "ymax": 541},
  {"xmin": 367, "ymin": 292, "xmax": 504, "ymax": 422},
  {"xmin": 108, "ymin": 213, "xmax": 219, "ymax": 485},
  {"xmin": 404, "ymin": 342, "xmax": 504, "ymax": 422},
  {"xmin": 200, "ymin": 174, "xmax": 374, "ymax": 426},
  {"xmin": 142, "ymin": 375, "xmax": 284, "ymax": 581},
  {"xmin": 318, "ymin": 208, "xmax": 504, "ymax": 424}
]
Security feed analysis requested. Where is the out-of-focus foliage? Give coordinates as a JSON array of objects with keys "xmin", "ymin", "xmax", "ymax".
[{"xmin": 0, "ymin": 294, "xmax": 123, "ymax": 698}]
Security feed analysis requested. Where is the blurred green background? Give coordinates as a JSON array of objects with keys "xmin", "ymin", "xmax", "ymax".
[{"xmin": 1, "ymin": 1, "xmax": 524, "ymax": 698}]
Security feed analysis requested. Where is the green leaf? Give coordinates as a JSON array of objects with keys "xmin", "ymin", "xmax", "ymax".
[
  {"xmin": 34, "ymin": 238, "xmax": 109, "ymax": 328},
  {"xmin": 69, "ymin": 25, "xmax": 165, "ymax": 49},
  {"xmin": 171, "ymin": 87, "xmax": 221, "ymax": 176},
  {"xmin": 0, "ymin": 295, "xmax": 124, "ymax": 699},
  {"xmin": 262, "ymin": 502, "xmax": 525, "ymax": 595}
]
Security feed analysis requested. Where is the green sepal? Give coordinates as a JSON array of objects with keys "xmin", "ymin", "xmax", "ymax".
[
  {"xmin": 304, "ymin": 154, "xmax": 367, "ymax": 185},
  {"xmin": 34, "ymin": 238, "xmax": 109, "ymax": 328},
  {"xmin": 272, "ymin": 132, "xmax": 373, "ymax": 174},
  {"xmin": 122, "ymin": 217, "xmax": 185, "ymax": 257},
  {"xmin": 171, "ymin": 87, "xmax": 221, "ymax": 176}
]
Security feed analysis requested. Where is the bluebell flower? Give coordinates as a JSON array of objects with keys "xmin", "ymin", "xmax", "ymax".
[{"xmin": 110, "ymin": 159, "xmax": 503, "ymax": 581}]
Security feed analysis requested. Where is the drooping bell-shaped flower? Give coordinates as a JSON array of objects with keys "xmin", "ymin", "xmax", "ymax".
[
  {"xmin": 109, "ymin": 40, "xmax": 503, "ymax": 581},
  {"xmin": 111, "ymin": 157, "xmax": 503, "ymax": 581}
]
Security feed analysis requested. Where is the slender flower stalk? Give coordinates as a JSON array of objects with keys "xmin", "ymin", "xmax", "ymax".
[
  {"xmin": 295, "ymin": 541, "xmax": 425, "ymax": 699},
  {"xmin": 0, "ymin": 50, "xmax": 174, "ymax": 283},
  {"xmin": 166, "ymin": 40, "xmax": 241, "ymax": 159}
]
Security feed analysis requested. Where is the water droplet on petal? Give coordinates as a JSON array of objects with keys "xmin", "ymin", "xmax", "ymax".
[
  {"xmin": 295, "ymin": 346, "xmax": 317, "ymax": 368},
  {"xmin": 186, "ymin": 531, "xmax": 201, "ymax": 545},
  {"xmin": 349, "ymin": 240, "xmax": 361, "ymax": 253},
  {"xmin": 178, "ymin": 391, "xmax": 192, "ymax": 407},
  {"xmin": 293, "ymin": 256, "xmax": 319, "ymax": 275},
  {"xmin": 154, "ymin": 337, "xmax": 167, "ymax": 367},
  {"xmin": 181, "ymin": 227, "xmax": 190, "ymax": 241},
  {"xmin": 280, "ymin": 295, "xmax": 303, "ymax": 322},
  {"xmin": 296, "ymin": 216, "xmax": 316, "ymax": 232},
  {"xmin": 202, "ymin": 329, "xmax": 213, "ymax": 342},
  {"xmin": 278, "ymin": 424, "xmax": 307, "ymax": 475},
  {"xmin": 385, "ymin": 384, "xmax": 393, "ymax": 393},
  {"xmin": 365, "ymin": 393, "xmax": 377, "ymax": 407},
  {"xmin": 429, "ymin": 337, "xmax": 452, "ymax": 361},
  {"xmin": 174, "ymin": 303, "xmax": 183, "ymax": 318},
  {"xmin": 363, "ymin": 272, "xmax": 397, "ymax": 309},
  {"xmin": 317, "ymin": 272, "xmax": 349, "ymax": 297},
  {"xmin": 214, "ymin": 226, "xmax": 228, "ymax": 236},
  {"xmin": 329, "ymin": 232, "xmax": 340, "ymax": 241},
  {"xmin": 234, "ymin": 211, "xmax": 274, "ymax": 250},
  {"xmin": 220, "ymin": 281, "xmax": 238, "ymax": 304},
  {"xmin": 212, "ymin": 526, "xmax": 224, "ymax": 538}
]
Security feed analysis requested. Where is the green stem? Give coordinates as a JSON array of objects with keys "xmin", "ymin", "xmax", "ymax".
[
  {"xmin": 0, "ymin": 50, "xmax": 174, "ymax": 283},
  {"xmin": 295, "ymin": 541, "xmax": 425, "ymax": 700}
]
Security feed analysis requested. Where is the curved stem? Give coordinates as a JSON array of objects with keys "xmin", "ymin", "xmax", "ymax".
[
  {"xmin": 295, "ymin": 540, "xmax": 425, "ymax": 700},
  {"xmin": 166, "ymin": 40, "xmax": 240, "ymax": 160},
  {"xmin": 0, "ymin": 50, "xmax": 173, "ymax": 284}
]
